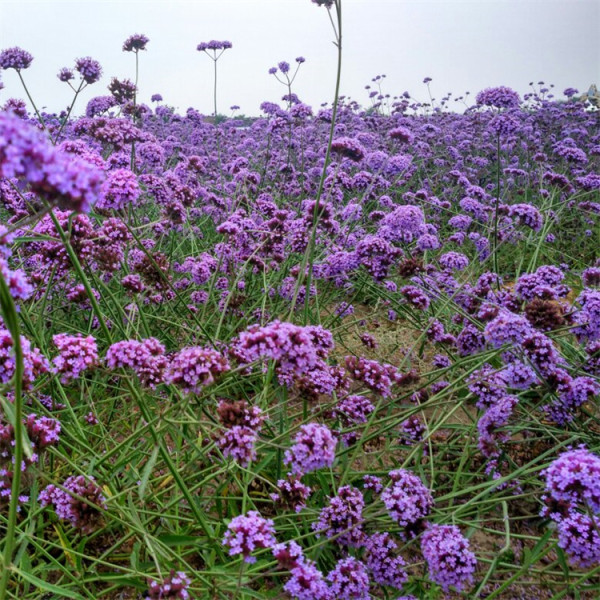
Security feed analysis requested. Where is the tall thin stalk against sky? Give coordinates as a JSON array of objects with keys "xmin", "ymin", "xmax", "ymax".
[
  {"xmin": 123, "ymin": 34, "xmax": 149, "ymax": 169},
  {"xmin": 196, "ymin": 40, "xmax": 232, "ymax": 119}
]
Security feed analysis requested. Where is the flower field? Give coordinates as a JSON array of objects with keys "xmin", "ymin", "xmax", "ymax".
[{"xmin": 0, "ymin": 3, "xmax": 599, "ymax": 598}]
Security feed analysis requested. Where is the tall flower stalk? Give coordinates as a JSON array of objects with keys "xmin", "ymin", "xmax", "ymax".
[
  {"xmin": 197, "ymin": 40, "xmax": 232, "ymax": 192},
  {"xmin": 0, "ymin": 271, "xmax": 26, "ymax": 598},
  {"xmin": 123, "ymin": 34, "xmax": 149, "ymax": 170},
  {"xmin": 196, "ymin": 40, "xmax": 232, "ymax": 121}
]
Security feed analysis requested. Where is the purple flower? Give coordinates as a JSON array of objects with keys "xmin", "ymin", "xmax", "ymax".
[
  {"xmin": 0, "ymin": 112, "xmax": 105, "ymax": 212},
  {"xmin": 197, "ymin": 40, "xmax": 232, "ymax": 52},
  {"xmin": 476, "ymin": 86, "xmax": 521, "ymax": 109},
  {"xmin": 123, "ymin": 34, "xmax": 149, "ymax": 52},
  {"xmin": 222, "ymin": 510, "xmax": 276, "ymax": 563},
  {"xmin": 145, "ymin": 571, "xmax": 191, "ymax": 600},
  {"xmin": 557, "ymin": 512, "xmax": 600, "ymax": 568},
  {"xmin": 57, "ymin": 67, "xmax": 74, "ymax": 82},
  {"xmin": 273, "ymin": 540, "xmax": 305, "ymax": 570},
  {"xmin": 584, "ymin": 340, "xmax": 600, "ymax": 376},
  {"xmin": 400, "ymin": 285, "xmax": 430, "ymax": 310},
  {"xmin": 0, "ymin": 329, "xmax": 49, "ymax": 391},
  {"xmin": 217, "ymin": 426, "xmax": 258, "ymax": 466},
  {"xmin": 456, "ymin": 323, "xmax": 485, "ymax": 357},
  {"xmin": 439, "ymin": 251, "xmax": 469, "ymax": 271},
  {"xmin": 573, "ymin": 289, "xmax": 600, "ymax": 342},
  {"xmin": 363, "ymin": 474, "xmax": 383, "ymax": 493},
  {"xmin": 379, "ymin": 205, "xmax": 425, "ymax": 243},
  {"xmin": 0, "ymin": 257, "xmax": 33, "ymax": 302},
  {"xmin": 74, "ymin": 57, "xmax": 102, "ymax": 84},
  {"xmin": 313, "ymin": 485, "xmax": 365, "ymax": 547},
  {"xmin": 166, "ymin": 346, "xmax": 230, "ymax": 394},
  {"xmin": 508, "ymin": 203, "xmax": 543, "ymax": 231},
  {"xmin": 327, "ymin": 557, "xmax": 369, "ymax": 600},
  {"xmin": 576, "ymin": 173, "xmax": 600, "ymax": 191},
  {"xmin": 355, "ymin": 234, "xmax": 401, "ymax": 281},
  {"xmin": 521, "ymin": 331, "xmax": 564, "ymax": 377},
  {"xmin": 26, "ymin": 414, "xmax": 61, "ymax": 451},
  {"xmin": 416, "ymin": 233, "xmax": 440, "ymax": 251},
  {"xmin": 364, "ymin": 532, "xmax": 408, "ymax": 589},
  {"xmin": 399, "ymin": 415, "xmax": 425, "ymax": 445},
  {"xmin": 232, "ymin": 321, "xmax": 334, "ymax": 388},
  {"xmin": 53, "ymin": 333, "xmax": 98, "ymax": 383},
  {"xmin": 284, "ymin": 423, "xmax": 336, "ymax": 475},
  {"xmin": 381, "ymin": 469, "xmax": 433, "ymax": 533},
  {"xmin": 0, "ymin": 46, "xmax": 33, "ymax": 70},
  {"xmin": 546, "ymin": 376, "xmax": 600, "ymax": 424},
  {"xmin": 488, "ymin": 114, "xmax": 520, "ymax": 136},
  {"xmin": 345, "ymin": 355, "xmax": 410, "ymax": 397},
  {"xmin": 542, "ymin": 447, "xmax": 600, "ymax": 513},
  {"xmin": 500, "ymin": 360, "xmax": 537, "ymax": 389},
  {"xmin": 105, "ymin": 338, "xmax": 167, "ymax": 388},
  {"xmin": 98, "ymin": 168, "xmax": 140, "ymax": 210},
  {"xmin": 284, "ymin": 558, "xmax": 331, "ymax": 600},
  {"xmin": 389, "ymin": 126, "xmax": 414, "ymax": 143},
  {"xmin": 421, "ymin": 524, "xmax": 477, "ymax": 592},
  {"xmin": 484, "ymin": 310, "xmax": 533, "ymax": 348},
  {"xmin": 39, "ymin": 475, "xmax": 106, "ymax": 533},
  {"xmin": 468, "ymin": 364, "xmax": 507, "ymax": 409},
  {"xmin": 271, "ymin": 476, "xmax": 311, "ymax": 513},
  {"xmin": 86, "ymin": 95, "xmax": 117, "ymax": 117},
  {"xmin": 312, "ymin": 0, "xmax": 334, "ymax": 8},
  {"xmin": 335, "ymin": 394, "xmax": 374, "ymax": 427},
  {"xmin": 477, "ymin": 395, "xmax": 518, "ymax": 458},
  {"xmin": 330, "ymin": 137, "xmax": 365, "ymax": 162}
]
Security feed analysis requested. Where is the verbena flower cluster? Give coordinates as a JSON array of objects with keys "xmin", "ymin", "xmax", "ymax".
[{"xmin": 0, "ymin": 112, "xmax": 105, "ymax": 212}]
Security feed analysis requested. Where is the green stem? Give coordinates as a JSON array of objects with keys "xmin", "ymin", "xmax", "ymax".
[
  {"xmin": 17, "ymin": 70, "xmax": 45, "ymax": 130},
  {"xmin": 46, "ymin": 206, "xmax": 216, "ymax": 539},
  {"xmin": 213, "ymin": 57, "xmax": 218, "ymax": 119},
  {"xmin": 53, "ymin": 80, "xmax": 85, "ymax": 144},
  {"xmin": 0, "ymin": 271, "xmax": 26, "ymax": 598}
]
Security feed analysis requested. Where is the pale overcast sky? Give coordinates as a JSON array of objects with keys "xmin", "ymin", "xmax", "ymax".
[{"xmin": 0, "ymin": 0, "xmax": 598, "ymax": 116}]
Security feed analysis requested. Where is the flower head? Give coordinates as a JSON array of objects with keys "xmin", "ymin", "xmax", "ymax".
[
  {"xmin": 327, "ymin": 557, "xmax": 369, "ymax": 600},
  {"xmin": 53, "ymin": 333, "xmax": 98, "ymax": 383},
  {"xmin": 284, "ymin": 423, "xmax": 336, "ymax": 475},
  {"xmin": 381, "ymin": 469, "xmax": 433, "ymax": 533},
  {"xmin": 57, "ymin": 67, "xmax": 74, "ymax": 82},
  {"xmin": 0, "ymin": 47, "xmax": 33, "ymax": 70},
  {"xmin": 145, "ymin": 570, "xmax": 191, "ymax": 600},
  {"xmin": 542, "ymin": 447, "xmax": 600, "ymax": 513},
  {"xmin": 39, "ymin": 475, "xmax": 106, "ymax": 533},
  {"xmin": 476, "ymin": 86, "xmax": 521, "ymax": 109},
  {"xmin": 166, "ymin": 346, "xmax": 230, "ymax": 394},
  {"xmin": 421, "ymin": 524, "xmax": 477, "ymax": 592},
  {"xmin": 74, "ymin": 57, "xmax": 102, "ymax": 84},
  {"xmin": 0, "ymin": 112, "xmax": 105, "ymax": 212},
  {"xmin": 222, "ymin": 510, "xmax": 276, "ymax": 563},
  {"xmin": 123, "ymin": 34, "xmax": 149, "ymax": 52}
]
